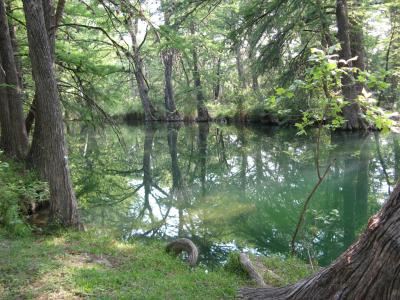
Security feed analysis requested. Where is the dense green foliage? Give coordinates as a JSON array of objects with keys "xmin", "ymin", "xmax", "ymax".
[
  {"xmin": 0, "ymin": 153, "xmax": 48, "ymax": 236},
  {"xmin": 5, "ymin": 0, "xmax": 398, "ymax": 123}
]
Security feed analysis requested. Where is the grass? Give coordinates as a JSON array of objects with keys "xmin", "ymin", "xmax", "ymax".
[
  {"xmin": 0, "ymin": 228, "xmax": 315, "ymax": 299},
  {"xmin": 259, "ymin": 255, "xmax": 315, "ymax": 286},
  {"xmin": 224, "ymin": 252, "xmax": 314, "ymax": 288},
  {"xmin": 0, "ymin": 230, "xmax": 247, "ymax": 299}
]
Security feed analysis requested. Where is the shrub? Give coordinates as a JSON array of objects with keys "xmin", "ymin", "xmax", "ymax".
[{"xmin": 0, "ymin": 152, "xmax": 49, "ymax": 236}]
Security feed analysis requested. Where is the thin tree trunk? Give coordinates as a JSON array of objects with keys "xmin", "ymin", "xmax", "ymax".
[
  {"xmin": 336, "ymin": 0, "xmax": 367, "ymax": 130},
  {"xmin": 213, "ymin": 56, "xmax": 222, "ymax": 100},
  {"xmin": 0, "ymin": 0, "xmax": 28, "ymax": 159},
  {"xmin": 236, "ymin": 44, "xmax": 246, "ymax": 89},
  {"xmin": 236, "ymin": 44, "xmax": 246, "ymax": 119},
  {"xmin": 316, "ymin": 0, "xmax": 333, "ymax": 48},
  {"xmin": 241, "ymin": 181, "xmax": 400, "ymax": 299},
  {"xmin": 349, "ymin": 0, "xmax": 366, "ymax": 94},
  {"xmin": 125, "ymin": 14, "xmax": 157, "ymax": 122},
  {"xmin": 161, "ymin": 4, "xmax": 181, "ymax": 122},
  {"xmin": 23, "ymin": 0, "xmax": 81, "ymax": 228},
  {"xmin": 163, "ymin": 51, "xmax": 181, "ymax": 121},
  {"xmin": 6, "ymin": 0, "xmax": 23, "ymax": 89},
  {"xmin": 252, "ymin": 73, "xmax": 260, "ymax": 92},
  {"xmin": 190, "ymin": 24, "xmax": 210, "ymax": 122}
]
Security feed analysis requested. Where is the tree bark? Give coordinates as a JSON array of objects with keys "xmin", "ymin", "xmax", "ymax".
[
  {"xmin": 23, "ymin": 0, "xmax": 81, "ymax": 228},
  {"xmin": 125, "ymin": 15, "xmax": 157, "ymax": 122},
  {"xmin": 6, "ymin": 0, "xmax": 23, "ymax": 89},
  {"xmin": 241, "ymin": 181, "xmax": 400, "ymax": 299},
  {"xmin": 236, "ymin": 44, "xmax": 246, "ymax": 90},
  {"xmin": 163, "ymin": 51, "xmax": 181, "ymax": 121},
  {"xmin": 336, "ymin": 0, "xmax": 367, "ymax": 130},
  {"xmin": 213, "ymin": 56, "xmax": 221, "ymax": 100},
  {"xmin": 0, "ymin": 0, "xmax": 28, "ymax": 159},
  {"xmin": 26, "ymin": 0, "xmax": 65, "ymax": 135},
  {"xmin": 0, "ymin": 57, "xmax": 13, "ymax": 153},
  {"xmin": 190, "ymin": 24, "xmax": 210, "ymax": 122},
  {"xmin": 349, "ymin": 0, "xmax": 366, "ymax": 95},
  {"xmin": 161, "ymin": 4, "xmax": 181, "ymax": 122}
]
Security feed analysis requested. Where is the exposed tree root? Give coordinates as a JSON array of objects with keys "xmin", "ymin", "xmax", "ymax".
[
  {"xmin": 239, "ymin": 253, "xmax": 268, "ymax": 287},
  {"xmin": 166, "ymin": 238, "xmax": 198, "ymax": 267}
]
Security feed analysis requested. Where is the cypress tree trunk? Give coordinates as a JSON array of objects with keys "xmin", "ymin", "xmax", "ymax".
[
  {"xmin": 125, "ymin": 15, "xmax": 157, "ymax": 122},
  {"xmin": 0, "ymin": 0, "xmax": 28, "ymax": 159},
  {"xmin": 349, "ymin": 0, "xmax": 366, "ymax": 95},
  {"xmin": 25, "ymin": 0, "xmax": 65, "ymax": 135},
  {"xmin": 23, "ymin": 0, "xmax": 81, "ymax": 228},
  {"xmin": 236, "ymin": 45, "xmax": 246, "ymax": 89},
  {"xmin": 6, "ymin": 0, "xmax": 23, "ymax": 89},
  {"xmin": 241, "ymin": 181, "xmax": 400, "ymax": 299},
  {"xmin": 0, "ymin": 57, "xmax": 13, "ymax": 153},
  {"xmin": 214, "ymin": 57, "xmax": 222, "ymax": 100},
  {"xmin": 190, "ymin": 24, "xmax": 210, "ymax": 122},
  {"xmin": 161, "ymin": 4, "xmax": 181, "ymax": 122},
  {"xmin": 336, "ymin": 0, "xmax": 367, "ymax": 130},
  {"xmin": 163, "ymin": 51, "xmax": 181, "ymax": 121}
]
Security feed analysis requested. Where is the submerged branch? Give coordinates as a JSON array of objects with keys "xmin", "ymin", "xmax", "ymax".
[{"xmin": 290, "ymin": 160, "xmax": 334, "ymax": 254}]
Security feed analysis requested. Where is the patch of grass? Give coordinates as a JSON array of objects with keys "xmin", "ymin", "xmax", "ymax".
[
  {"xmin": 225, "ymin": 252, "xmax": 314, "ymax": 288},
  {"xmin": 259, "ymin": 255, "xmax": 314, "ymax": 286},
  {"xmin": 0, "ymin": 230, "xmax": 246, "ymax": 299}
]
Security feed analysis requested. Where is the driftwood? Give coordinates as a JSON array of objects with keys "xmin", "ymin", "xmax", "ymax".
[
  {"xmin": 166, "ymin": 238, "xmax": 199, "ymax": 267},
  {"xmin": 239, "ymin": 253, "xmax": 267, "ymax": 287}
]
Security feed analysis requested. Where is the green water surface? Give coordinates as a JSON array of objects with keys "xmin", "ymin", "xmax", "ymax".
[{"xmin": 69, "ymin": 123, "xmax": 398, "ymax": 267}]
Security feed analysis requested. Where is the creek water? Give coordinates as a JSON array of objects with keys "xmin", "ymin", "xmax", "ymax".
[{"xmin": 69, "ymin": 123, "xmax": 398, "ymax": 268}]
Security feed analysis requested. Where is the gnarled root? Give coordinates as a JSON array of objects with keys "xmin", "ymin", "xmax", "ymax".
[
  {"xmin": 239, "ymin": 253, "xmax": 267, "ymax": 287},
  {"xmin": 166, "ymin": 238, "xmax": 198, "ymax": 267}
]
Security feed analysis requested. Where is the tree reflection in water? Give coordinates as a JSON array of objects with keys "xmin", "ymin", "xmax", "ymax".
[{"xmin": 71, "ymin": 123, "xmax": 398, "ymax": 267}]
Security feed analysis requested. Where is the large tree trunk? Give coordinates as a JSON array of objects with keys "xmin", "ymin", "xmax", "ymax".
[
  {"xmin": 23, "ymin": 0, "xmax": 81, "ymax": 228},
  {"xmin": 190, "ymin": 24, "xmax": 210, "ymax": 122},
  {"xmin": 0, "ymin": 57, "xmax": 13, "ymax": 153},
  {"xmin": 25, "ymin": 0, "xmax": 65, "ymax": 135},
  {"xmin": 336, "ymin": 0, "xmax": 367, "ymax": 130},
  {"xmin": 0, "ymin": 0, "xmax": 28, "ymax": 159},
  {"xmin": 241, "ymin": 181, "xmax": 400, "ymax": 299}
]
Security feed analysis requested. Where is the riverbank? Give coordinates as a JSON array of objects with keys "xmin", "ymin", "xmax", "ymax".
[{"xmin": 0, "ymin": 229, "xmax": 313, "ymax": 299}]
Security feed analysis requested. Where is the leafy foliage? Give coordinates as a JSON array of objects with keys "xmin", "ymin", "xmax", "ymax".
[{"xmin": 0, "ymin": 152, "xmax": 49, "ymax": 236}]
